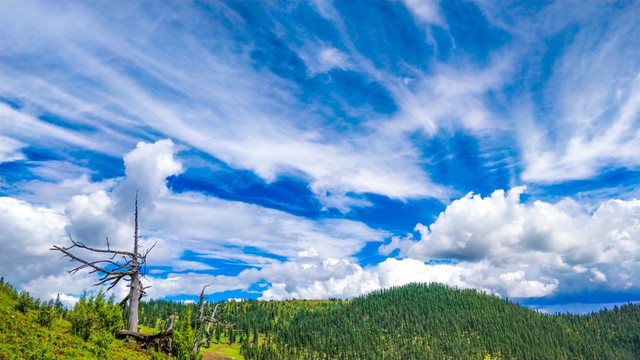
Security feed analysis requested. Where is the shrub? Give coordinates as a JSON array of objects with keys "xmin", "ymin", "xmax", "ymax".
[
  {"xmin": 36, "ymin": 303, "xmax": 54, "ymax": 328},
  {"xmin": 91, "ymin": 330, "xmax": 114, "ymax": 360},
  {"xmin": 68, "ymin": 291, "xmax": 122, "ymax": 341},
  {"xmin": 172, "ymin": 308, "xmax": 195, "ymax": 360},
  {"xmin": 16, "ymin": 291, "xmax": 36, "ymax": 313}
]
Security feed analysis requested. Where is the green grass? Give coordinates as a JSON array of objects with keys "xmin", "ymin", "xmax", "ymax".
[
  {"xmin": 138, "ymin": 324, "xmax": 160, "ymax": 335},
  {"xmin": 0, "ymin": 284, "xmax": 154, "ymax": 360},
  {"xmin": 200, "ymin": 340, "xmax": 245, "ymax": 360}
]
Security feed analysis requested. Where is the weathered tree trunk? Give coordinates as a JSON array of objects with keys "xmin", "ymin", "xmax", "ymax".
[
  {"xmin": 118, "ymin": 315, "xmax": 175, "ymax": 353},
  {"xmin": 51, "ymin": 192, "xmax": 160, "ymax": 346},
  {"xmin": 191, "ymin": 285, "xmax": 230, "ymax": 360},
  {"xmin": 128, "ymin": 272, "xmax": 141, "ymax": 331},
  {"xmin": 127, "ymin": 192, "xmax": 142, "ymax": 331}
]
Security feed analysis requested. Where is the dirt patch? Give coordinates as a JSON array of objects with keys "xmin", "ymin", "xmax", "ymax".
[{"xmin": 202, "ymin": 345, "xmax": 235, "ymax": 360}]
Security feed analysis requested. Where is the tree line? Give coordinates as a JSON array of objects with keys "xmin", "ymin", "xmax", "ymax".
[{"xmin": 139, "ymin": 283, "xmax": 640, "ymax": 360}]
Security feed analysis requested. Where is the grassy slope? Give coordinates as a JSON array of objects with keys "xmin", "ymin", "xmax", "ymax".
[
  {"xmin": 138, "ymin": 320, "xmax": 244, "ymax": 359},
  {"xmin": 0, "ymin": 285, "xmax": 153, "ymax": 360}
]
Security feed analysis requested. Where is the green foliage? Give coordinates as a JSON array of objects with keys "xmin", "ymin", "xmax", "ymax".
[
  {"xmin": 36, "ymin": 303, "xmax": 55, "ymax": 328},
  {"xmin": 0, "ymin": 278, "xmax": 152, "ymax": 359},
  {"xmin": 242, "ymin": 283, "xmax": 640, "ymax": 360},
  {"xmin": 68, "ymin": 290, "xmax": 122, "ymax": 341},
  {"xmin": 172, "ymin": 307, "xmax": 196, "ymax": 360},
  {"xmin": 16, "ymin": 290, "xmax": 37, "ymax": 313},
  {"xmin": 91, "ymin": 329, "xmax": 114, "ymax": 360},
  {"xmin": 141, "ymin": 283, "xmax": 640, "ymax": 360},
  {"xmin": 11, "ymin": 278, "xmax": 634, "ymax": 360}
]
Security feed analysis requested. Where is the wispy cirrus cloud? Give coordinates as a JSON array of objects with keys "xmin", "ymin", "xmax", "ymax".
[
  {"xmin": 0, "ymin": 1, "xmax": 446, "ymax": 209},
  {"xmin": 1, "ymin": 1, "xmax": 638, "ymax": 313}
]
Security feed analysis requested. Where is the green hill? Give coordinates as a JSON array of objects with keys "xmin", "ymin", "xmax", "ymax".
[
  {"xmin": 3, "ymin": 279, "xmax": 639, "ymax": 359},
  {"xmin": 239, "ymin": 283, "xmax": 640, "ymax": 359},
  {"xmin": 141, "ymin": 283, "xmax": 640, "ymax": 360},
  {"xmin": 0, "ymin": 280, "xmax": 156, "ymax": 360}
]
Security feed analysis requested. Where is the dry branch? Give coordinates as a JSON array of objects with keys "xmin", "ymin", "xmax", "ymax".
[
  {"xmin": 117, "ymin": 315, "xmax": 175, "ymax": 353},
  {"xmin": 191, "ymin": 285, "xmax": 233, "ymax": 360},
  {"xmin": 50, "ymin": 191, "xmax": 155, "ymax": 333}
]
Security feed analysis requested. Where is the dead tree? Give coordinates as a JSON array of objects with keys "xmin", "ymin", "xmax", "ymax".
[
  {"xmin": 117, "ymin": 315, "xmax": 175, "ymax": 353},
  {"xmin": 191, "ymin": 285, "xmax": 233, "ymax": 360},
  {"xmin": 50, "ymin": 192, "xmax": 155, "ymax": 333}
]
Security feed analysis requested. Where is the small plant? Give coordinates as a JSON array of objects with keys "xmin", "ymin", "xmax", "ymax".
[
  {"xmin": 36, "ymin": 303, "xmax": 54, "ymax": 328},
  {"xmin": 15, "ymin": 291, "xmax": 35, "ymax": 313},
  {"xmin": 91, "ymin": 330, "xmax": 114, "ymax": 360},
  {"xmin": 68, "ymin": 291, "xmax": 122, "ymax": 341}
]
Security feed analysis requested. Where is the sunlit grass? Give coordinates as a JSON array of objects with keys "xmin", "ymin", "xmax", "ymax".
[
  {"xmin": 200, "ymin": 340, "xmax": 245, "ymax": 360},
  {"xmin": 138, "ymin": 324, "xmax": 160, "ymax": 335}
]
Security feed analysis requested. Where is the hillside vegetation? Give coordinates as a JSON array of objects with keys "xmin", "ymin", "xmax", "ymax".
[
  {"xmin": 2, "ymin": 279, "xmax": 640, "ymax": 359},
  {"xmin": 141, "ymin": 283, "xmax": 640, "ymax": 360},
  {"xmin": 0, "ymin": 279, "xmax": 158, "ymax": 360}
]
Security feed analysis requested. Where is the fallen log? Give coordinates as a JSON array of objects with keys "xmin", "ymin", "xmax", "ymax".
[{"xmin": 117, "ymin": 315, "xmax": 174, "ymax": 353}]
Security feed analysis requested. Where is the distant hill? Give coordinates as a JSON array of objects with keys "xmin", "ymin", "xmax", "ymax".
[{"xmin": 141, "ymin": 283, "xmax": 640, "ymax": 360}]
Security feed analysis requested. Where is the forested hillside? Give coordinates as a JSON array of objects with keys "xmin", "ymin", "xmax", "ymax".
[
  {"xmin": 141, "ymin": 283, "xmax": 640, "ymax": 360},
  {"xmin": 3, "ymin": 279, "xmax": 640, "ymax": 359}
]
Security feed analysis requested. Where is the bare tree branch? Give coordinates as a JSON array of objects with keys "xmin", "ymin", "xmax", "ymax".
[
  {"xmin": 191, "ymin": 285, "xmax": 234, "ymax": 360},
  {"xmin": 51, "ymin": 190, "xmax": 152, "ymax": 337}
]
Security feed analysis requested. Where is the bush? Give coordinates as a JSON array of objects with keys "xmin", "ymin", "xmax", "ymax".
[
  {"xmin": 16, "ymin": 291, "xmax": 36, "ymax": 313},
  {"xmin": 68, "ymin": 291, "xmax": 122, "ymax": 341},
  {"xmin": 172, "ymin": 308, "xmax": 195, "ymax": 360},
  {"xmin": 91, "ymin": 330, "xmax": 114, "ymax": 360},
  {"xmin": 36, "ymin": 304, "xmax": 54, "ymax": 328}
]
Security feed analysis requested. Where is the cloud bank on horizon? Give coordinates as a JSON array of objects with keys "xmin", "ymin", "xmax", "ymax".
[{"xmin": 0, "ymin": 1, "xmax": 638, "ymax": 312}]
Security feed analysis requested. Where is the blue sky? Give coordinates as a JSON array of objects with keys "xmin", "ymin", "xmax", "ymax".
[{"xmin": 0, "ymin": 1, "xmax": 639, "ymax": 313}]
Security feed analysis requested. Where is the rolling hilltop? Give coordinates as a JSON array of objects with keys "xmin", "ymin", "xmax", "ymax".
[
  {"xmin": 141, "ymin": 283, "xmax": 640, "ymax": 360},
  {"xmin": 2, "ymin": 279, "xmax": 640, "ymax": 359}
]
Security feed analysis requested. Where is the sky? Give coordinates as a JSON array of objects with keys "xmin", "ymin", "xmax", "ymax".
[{"xmin": 0, "ymin": 1, "xmax": 639, "ymax": 313}]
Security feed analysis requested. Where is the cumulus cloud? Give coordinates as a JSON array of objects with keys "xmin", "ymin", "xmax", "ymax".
[
  {"xmin": 118, "ymin": 139, "xmax": 184, "ymax": 201},
  {"xmin": 0, "ymin": 139, "xmax": 389, "ymax": 302},
  {"xmin": 0, "ymin": 197, "xmax": 68, "ymax": 286},
  {"xmin": 380, "ymin": 187, "xmax": 640, "ymax": 298},
  {"xmin": 252, "ymin": 256, "xmax": 557, "ymax": 301}
]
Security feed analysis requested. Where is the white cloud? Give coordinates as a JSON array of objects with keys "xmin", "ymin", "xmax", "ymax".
[
  {"xmin": 401, "ymin": 0, "xmax": 445, "ymax": 27},
  {"xmin": 0, "ymin": 135, "xmax": 26, "ymax": 163},
  {"xmin": 497, "ymin": 271, "xmax": 558, "ymax": 298},
  {"xmin": 19, "ymin": 174, "xmax": 120, "ymax": 205},
  {"xmin": 0, "ymin": 2, "xmax": 447, "ymax": 210},
  {"xmin": 383, "ymin": 51, "xmax": 515, "ymax": 138},
  {"xmin": 0, "ymin": 103, "xmax": 111, "ymax": 154},
  {"xmin": 121, "ymin": 139, "xmax": 184, "ymax": 198},
  {"xmin": 380, "ymin": 187, "xmax": 640, "ymax": 298},
  {"xmin": 298, "ymin": 45, "xmax": 350, "ymax": 75},
  {"xmin": 259, "ymin": 260, "xmax": 380, "ymax": 300},
  {"xmin": 0, "ymin": 197, "xmax": 68, "ymax": 285},
  {"xmin": 0, "ymin": 139, "xmax": 389, "ymax": 302},
  {"xmin": 377, "ymin": 258, "xmax": 469, "ymax": 289},
  {"xmin": 252, "ymin": 256, "xmax": 558, "ymax": 301},
  {"xmin": 512, "ymin": 6, "xmax": 640, "ymax": 183}
]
